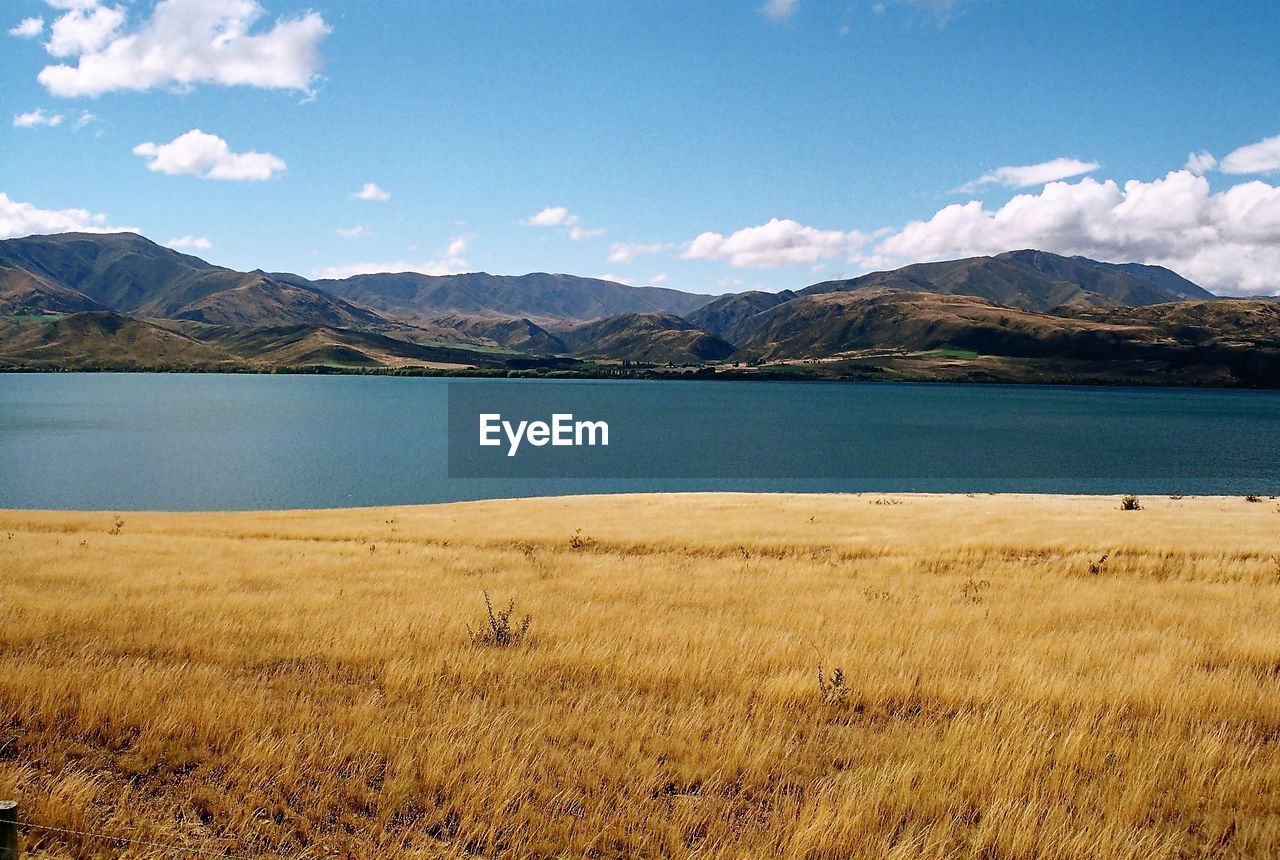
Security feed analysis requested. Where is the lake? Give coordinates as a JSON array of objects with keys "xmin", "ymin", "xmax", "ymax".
[{"xmin": 2, "ymin": 373, "xmax": 1278, "ymax": 510}]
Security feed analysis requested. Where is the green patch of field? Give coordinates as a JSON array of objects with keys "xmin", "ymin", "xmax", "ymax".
[{"xmin": 3, "ymin": 313, "xmax": 65, "ymax": 322}]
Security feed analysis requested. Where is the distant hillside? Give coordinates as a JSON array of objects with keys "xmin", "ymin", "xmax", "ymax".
[
  {"xmin": 427, "ymin": 314, "xmax": 567, "ymax": 354},
  {"xmin": 174, "ymin": 322, "xmax": 509, "ymax": 369},
  {"xmin": 802, "ymin": 249, "xmax": 1214, "ymax": 312},
  {"xmin": 0, "ymin": 233, "xmax": 387, "ymax": 328},
  {"xmin": 557, "ymin": 312, "xmax": 734, "ymax": 363},
  {"xmin": 0, "ymin": 312, "xmax": 510, "ymax": 371},
  {"xmin": 1068, "ymin": 298, "xmax": 1280, "ymax": 347},
  {"xmin": 684, "ymin": 290, "xmax": 797, "ymax": 343},
  {"xmin": 728, "ymin": 290, "xmax": 1128, "ymax": 360},
  {"xmin": 720, "ymin": 289, "xmax": 1280, "ymax": 386},
  {"xmin": 0, "ymin": 311, "xmax": 240, "ymax": 370},
  {"xmin": 308, "ymin": 271, "xmax": 715, "ymax": 324}
]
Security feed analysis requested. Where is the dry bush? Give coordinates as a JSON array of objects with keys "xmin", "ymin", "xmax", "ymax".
[
  {"xmin": 1119, "ymin": 494, "xmax": 1142, "ymax": 510},
  {"xmin": 466, "ymin": 591, "xmax": 530, "ymax": 648}
]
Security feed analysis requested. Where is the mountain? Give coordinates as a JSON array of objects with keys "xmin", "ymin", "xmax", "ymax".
[
  {"xmin": 718, "ymin": 289, "xmax": 1280, "ymax": 386},
  {"xmin": 0, "ymin": 233, "xmax": 387, "ymax": 328},
  {"xmin": 0, "ymin": 262, "xmax": 103, "ymax": 315},
  {"xmin": 684, "ymin": 290, "xmax": 797, "ymax": 343},
  {"xmin": 427, "ymin": 314, "xmax": 567, "ymax": 354},
  {"xmin": 556, "ymin": 312, "xmax": 734, "ymax": 363},
  {"xmin": 0, "ymin": 311, "xmax": 241, "ymax": 370},
  {"xmin": 802, "ymin": 250, "xmax": 1215, "ymax": 312},
  {"xmin": 172, "ymin": 322, "xmax": 511, "ymax": 369},
  {"xmin": 726, "ymin": 290, "xmax": 1131, "ymax": 360},
  {"xmin": 0, "ymin": 312, "xmax": 512, "ymax": 371},
  {"xmin": 307, "ymin": 271, "xmax": 715, "ymax": 324}
]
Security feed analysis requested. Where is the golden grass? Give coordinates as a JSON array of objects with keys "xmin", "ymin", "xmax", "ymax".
[{"xmin": 2, "ymin": 492, "xmax": 1279, "ymax": 858}]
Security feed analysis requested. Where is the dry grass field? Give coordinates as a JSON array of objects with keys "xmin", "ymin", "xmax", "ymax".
[{"xmin": 1, "ymin": 493, "xmax": 1279, "ymax": 858}]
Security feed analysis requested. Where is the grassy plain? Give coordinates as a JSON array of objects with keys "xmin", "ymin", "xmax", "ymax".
[{"xmin": 1, "ymin": 493, "xmax": 1279, "ymax": 858}]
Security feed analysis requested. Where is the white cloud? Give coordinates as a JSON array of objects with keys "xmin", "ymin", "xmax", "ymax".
[
  {"xmin": 316, "ymin": 237, "xmax": 469, "ymax": 279},
  {"xmin": 523, "ymin": 206, "xmax": 572, "ymax": 227},
  {"xmin": 522, "ymin": 206, "xmax": 603, "ymax": 240},
  {"xmin": 336, "ymin": 225, "xmax": 367, "ymax": 239},
  {"xmin": 760, "ymin": 0, "xmax": 799, "ymax": 22},
  {"xmin": 0, "ymin": 191, "xmax": 135, "ymax": 238},
  {"xmin": 132, "ymin": 129, "xmax": 286, "ymax": 181},
  {"xmin": 596, "ymin": 273, "xmax": 633, "ymax": 285},
  {"xmin": 607, "ymin": 241, "xmax": 666, "ymax": 263},
  {"xmin": 1185, "ymin": 151, "xmax": 1217, "ymax": 176},
  {"xmin": 649, "ymin": 273, "xmax": 670, "ymax": 285},
  {"xmin": 45, "ymin": 1, "xmax": 125, "ymax": 57},
  {"xmin": 73, "ymin": 110, "xmax": 96, "ymax": 130},
  {"xmin": 955, "ymin": 157, "xmax": 1099, "ymax": 194},
  {"xmin": 9, "ymin": 16, "xmax": 45, "ymax": 37},
  {"xmin": 876, "ymin": 170, "xmax": 1280, "ymax": 295},
  {"xmin": 352, "ymin": 182, "xmax": 390, "ymax": 202},
  {"xmin": 167, "ymin": 235, "xmax": 212, "ymax": 250},
  {"xmin": 568, "ymin": 225, "xmax": 606, "ymax": 241},
  {"xmin": 13, "ymin": 108, "xmax": 63, "ymax": 128},
  {"xmin": 36, "ymin": 0, "xmax": 329, "ymax": 98},
  {"xmin": 1219, "ymin": 133, "xmax": 1280, "ymax": 175},
  {"xmin": 682, "ymin": 218, "xmax": 869, "ymax": 268}
]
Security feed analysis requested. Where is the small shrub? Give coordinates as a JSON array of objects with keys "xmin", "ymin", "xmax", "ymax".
[
  {"xmin": 568, "ymin": 529, "xmax": 597, "ymax": 550},
  {"xmin": 817, "ymin": 661, "xmax": 850, "ymax": 706},
  {"xmin": 961, "ymin": 577, "xmax": 991, "ymax": 603},
  {"xmin": 1245, "ymin": 494, "xmax": 1262, "ymax": 503},
  {"xmin": 1169, "ymin": 494, "xmax": 1184, "ymax": 500},
  {"xmin": 467, "ymin": 591, "xmax": 531, "ymax": 648},
  {"xmin": 1120, "ymin": 495, "xmax": 1142, "ymax": 511},
  {"xmin": 1088, "ymin": 553, "xmax": 1108, "ymax": 576}
]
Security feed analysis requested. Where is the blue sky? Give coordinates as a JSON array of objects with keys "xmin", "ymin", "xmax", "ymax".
[{"xmin": 3, "ymin": 0, "xmax": 1280, "ymax": 295}]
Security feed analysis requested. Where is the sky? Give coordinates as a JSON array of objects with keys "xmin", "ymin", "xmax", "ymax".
[{"xmin": 2, "ymin": 0, "xmax": 1279, "ymax": 296}]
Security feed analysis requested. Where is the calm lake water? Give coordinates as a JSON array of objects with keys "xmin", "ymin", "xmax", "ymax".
[{"xmin": 1, "ymin": 373, "xmax": 1278, "ymax": 510}]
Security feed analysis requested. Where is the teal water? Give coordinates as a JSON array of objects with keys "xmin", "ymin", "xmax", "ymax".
[{"xmin": 1, "ymin": 373, "xmax": 1278, "ymax": 510}]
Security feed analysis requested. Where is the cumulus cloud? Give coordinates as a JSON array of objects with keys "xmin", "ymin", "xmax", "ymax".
[
  {"xmin": 876, "ymin": 170, "xmax": 1280, "ymax": 295},
  {"xmin": 132, "ymin": 129, "xmax": 286, "ymax": 181},
  {"xmin": 682, "ymin": 218, "xmax": 869, "ymax": 268},
  {"xmin": 955, "ymin": 157, "xmax": 1100, "ymax": 193},
  {"xmin": 36, "ymin": 0, "xmax": 329, "ymax": 98},
  {"xmin": 9, "ymin": 16, "xmax": 45, "ymax": 37},
  {"xmin": 522, "ymin": 206, "xmax": 603, "ymax": 240},
  {"xmin": 316, "ymin": 237, "xmax": 470, "ymax": 279},
  {"xmin": 607, "ymin": 241, "xmax": 667, "ymax": 263},
  {"xmin": 0, "ymin": 191, "xmax": 135, "ymax": 238},
  {"xmin": 1219, "ymin": 133, "xmax": 1280, "ymax": 175},
  {"xmin": 13, "ymin": 108, "xmax": 63, "ymax": 128},
  {"xmin": 352, "ymin": 182, "xmax": 390, "ymax": 202},
  {"xmin": 336, "ymin": 225, "xmax": 367, "ymax": 239},
  {"xmin": 760, "ymin": 0, "xmax": 799, "ymax": 22},
  {"xmin": 73, "ymin": 110, "xmax": 96, "ymax": 130},
  {"xmin": 45, "ymin": 1, "xmax": 125, "ymax": 57},
  {"xmin": 167, "ymin": 235, "xmax": 212, "ymax": 250},
  {"xmin": 595, "ymin": 273, "xmax": 633, "ymax": 285},
  {"xmin": 649, "ymin": 273, "xmax": 670, "ymax": 285}
]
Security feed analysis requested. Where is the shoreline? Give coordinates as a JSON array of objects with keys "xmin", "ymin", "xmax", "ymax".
[
  {"xmin": 4, "ymin": 363, "xmax": 1279, "ymax": 390},
  {"xmin": 2, "ymin": 487, "xmax": 1278, "ymax": 514}
]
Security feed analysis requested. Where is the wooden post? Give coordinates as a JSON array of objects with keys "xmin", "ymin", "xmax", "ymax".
[{"xmin": 0, "ymin": 800, "xmax": 17, "ymax": 860}]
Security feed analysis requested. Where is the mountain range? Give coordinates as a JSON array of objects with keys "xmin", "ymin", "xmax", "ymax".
[{"xmin": 1, "ymin": 231, "xmax": 1278, "ymax": 387}]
